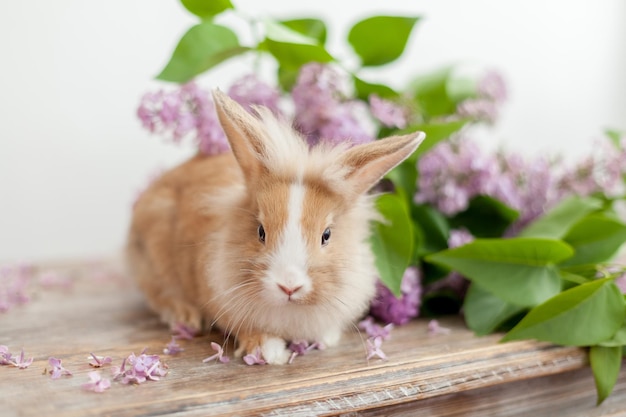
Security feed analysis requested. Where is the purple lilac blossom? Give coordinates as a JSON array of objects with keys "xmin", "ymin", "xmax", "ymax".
[
  {"xmin": 365, "ymin": 337, "xmax": 387, "ymax": 361},
  {"xmin": 2, "ymin": 347, "xmax": 33, "ymax": 369},
  {"xmin": 557, "ymin": 138, "xmax": 626, "ymax": 198},
  {"xmin": 0, "ymin": 264, "xmax": 32, "ymax": 313},
  {"xmin": 369, "ymin": 94, "xmax": 408, "ymax": 129},
  {"xmin": 243, "ymin": 347, "xmax": 266, "ymax": 365},
  {"xmin": 88, "ymin": 353, "xmax": 113, "ymax": 367},
  {"xmin": 358, "ymin": 316, "xmax": 394, "ymax": 340},
  {"xmin": 137, "ymin": 82, "xmax": 230, "ymax": 156},
  {"xmin": 202, "ymin": 342, "xmax": 229, "ymax": 364},
  {"xmin": 49, "ymin": 357, "xmax": 72, "ymax": 378},
  {"xmin": 163, "ymin": 337, "xmax": 184, "ymax": 356},
  {"xmin": 370, "ymin": 267, "xmax": 422, "ymax": 325},
  {"xmin": 477, "ymin": 70, "xmax": 507, "ymax": 103},
  {"xmin": 457, "ymin": 98, "xmax": 499, "ymax": 124},
  {"xmin": 172, "ymin": 322, "xmax": 198, "ymax": 340},
  {"xmin": 415, "ymin": 138, "xmax": 499, "ymax": 215},
  {"xmin": 112, "ymin": 350, "xmax": 168, "ymax": 384},
  {"xmin": 287, "ymin": 340, "xmax": 324, "ymax": 364},
  {"xmin": 292, "ymin": 63, "xmax": 374, "ymax": 146},
  {"xmin": 427, "ymin": 319, "xmax": 451, "ymax": 335},
  {"xmin": 615, "ymin": 274, "xmax": 626, "ymax": 294},
  {"xmin": 227, "ymin": 74, "xmax": 281, "ymax": 115},
  {"xmin": 0, "ymin": 345, "xmax": 11, "ymax": 365},
  {"xmin": 82, "ymin": 371, "xmax": 111, "ymax": 393}
]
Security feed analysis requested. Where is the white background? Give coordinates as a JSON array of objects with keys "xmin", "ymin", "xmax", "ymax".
[{"xmin": 1, "ymin": 0, "xmax": 625, "ymax": 263}]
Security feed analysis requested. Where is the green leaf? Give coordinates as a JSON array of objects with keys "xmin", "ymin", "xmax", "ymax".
[
  {"xmin": 599, "ymin": 324, "xmax": 626, "ymax": 347},
  {"xmin": 464, "ymin": 283, "xmax": 525, "ymax": 336},
  {"xmin": 157, "ymin": 22, "xmax": 247, "ymax": 83},
  {"xmin": 519, "ymin": 196, "xmax": 603, "ymax": 239},
  {"xmin": 412, "ymin": 204, "xmax": 449, "ymax": 255},
  {"xmin": 590, "ymin": 345, "xmax": 623, "ymax": 405},
  {"xmin": 264, "ymin": 20, "xmax": 334, "ymax": 69},
  {"xmin": 370, "ymin": 194, "xmax": 414, "ymax": 296},
  {"xmin": 449, "ymin": 195, "xmax": 519, "ymax": 238},
  {"xmin": 502, "ymin": 279, "xmax": 625, "ymax": 346},
  {"xmin": 560, "ymin": 214, "xmax": 626, "ymax": 267},
  {"xmin": 280, "ymin": 18, "xmax": 327, "ymax": 44},
  {"xmin": 180, "ymin": 0, "xmax": 233, "ymax": 19},
  {"xmin": 408, "ymin": 66, "xmax": 456, "ymax": 118},
  {"xmin": 348, "ymin": 16, "xmax": 420, "ymax": 67},
  {"xmin": 353, "ymin": 75, "xmax": 398, "ymax": 101},
  {"xmin": 426, "ymin": 238, "xmax": 573, "ymax": 306}
]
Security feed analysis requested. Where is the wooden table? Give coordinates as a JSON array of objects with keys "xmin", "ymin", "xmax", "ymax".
[{"xmin": 1, "ymin": 259, "xmax": 624, "ymax": 416}]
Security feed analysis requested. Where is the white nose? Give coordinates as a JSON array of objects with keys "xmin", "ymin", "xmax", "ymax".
[{"xmin": 277, "ymin": 284, "xmax": 302, "ymax": 297}]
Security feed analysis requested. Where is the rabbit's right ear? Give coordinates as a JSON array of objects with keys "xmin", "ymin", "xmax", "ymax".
[{"xmin": 212, "ymin": 89, "xmax": 267, "ymax": 182}]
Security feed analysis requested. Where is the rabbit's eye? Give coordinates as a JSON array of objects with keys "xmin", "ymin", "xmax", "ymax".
[
  {"xmin": 258, "ymin": 224, "xmax": 266, "ymax": 243},
  {"xmin": 321, "ymin": 227, "xmax": 331, "ymax": 246}
]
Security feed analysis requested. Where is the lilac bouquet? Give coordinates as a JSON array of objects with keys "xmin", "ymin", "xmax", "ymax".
[{"xmin": 137, "ymin": 0, "xmax": 626, "ymax": 404}]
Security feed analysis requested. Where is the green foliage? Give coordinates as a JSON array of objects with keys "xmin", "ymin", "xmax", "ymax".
[
  {"xmin": 590, "ymin": 345, "xmax": 623, "ymax": 405},
  {"xmin": 280, "ymin": 18, "xmax": 327, "ymax": 44},
  {"xmin": 501, "ymin": 278, "xmax": 625, "ymax": 346},
  {"xmin": 180, "ymin": 0, "xmax": 233, "ymax": 19},
  {"xmin": 560, "ymin": 214, "xmax": 626, "ymax": 267},
  {"xmin": 449, "ymin": 196, "xmax": 519, "ymax": 238},
  {"xmin": 157, "ymin": 22, "xmax": 247, "ymax": 83},
  {"xmin": 426, "ymin": 238, "xmax": 572, "ymax": 306},
  {"xmin": 464, "ymin": 283, "xmax": 525, "ymax": 335},
  {"xmin": 370, "ymin": 194, "xmax": 414, "ymax": 296},
  {"xmin": 348, "ymin": 16, "xmax": 420, "ymax": 67},
  {"xmin": 519, "ymin": 196, "xmax": 603, "ymax": 239}
]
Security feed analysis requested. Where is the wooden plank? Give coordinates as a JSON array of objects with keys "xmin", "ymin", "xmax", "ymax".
[{"xmin": 0, "ymin": 259, "xmax": 609, "ymax": 416}]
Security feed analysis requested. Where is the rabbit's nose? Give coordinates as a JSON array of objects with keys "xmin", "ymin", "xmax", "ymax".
[{"xmin": 278, "ymin": 284, "xmax": 302, "ymax": 296}]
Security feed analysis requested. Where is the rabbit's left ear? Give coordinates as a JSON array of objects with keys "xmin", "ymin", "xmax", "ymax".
[
  {"xmin": 338, "ymin": 132, "xmax": 426, "ymax": 196},
  {"xmin": 212, "ymin": 89, "xmax": 268, "ymax": 183}
]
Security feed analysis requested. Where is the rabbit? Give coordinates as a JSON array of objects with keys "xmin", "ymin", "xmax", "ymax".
[{"xmin": 126, "ymin": 90, "xmax": 425, "ymax": 364}]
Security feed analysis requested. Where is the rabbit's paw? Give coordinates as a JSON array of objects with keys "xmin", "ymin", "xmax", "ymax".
[
  {"xmin": 235, "ymin": 333, "xmax": 290, "ymax": 365},
  {"xmin": 321, "ymin": 327, "xmax": 342, "ymax": 348},
  {"xmin": 161, "ymin": 302, "xmax": 202, "ymax": 334}
]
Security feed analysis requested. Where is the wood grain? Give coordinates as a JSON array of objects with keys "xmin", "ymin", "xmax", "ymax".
[{"xmin": 0, "ymin": 259, "xmax": 621, "ymax": 416}]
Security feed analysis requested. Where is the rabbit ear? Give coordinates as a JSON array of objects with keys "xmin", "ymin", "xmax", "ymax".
[
  {"xmin": 212, "ymin": 89, "xmax": 267, "ymax": 181},
  {"xmin": 339, "ymin": 132, "xmax": 426, "ymax": 195}
]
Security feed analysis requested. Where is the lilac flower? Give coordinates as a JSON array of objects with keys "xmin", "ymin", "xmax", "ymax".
[
  {"xmin": 88, "ymin": 353, "xmax": 113, "ymax": 368},
  {"xmin": 163, "ymin": 337, "xmax": 184, "ymax": 356},
  {"xmin": 48, "ymin": 357, "xmax": 72, "ymax": 378},
  {"xmin": 172, "ymin": 322, "xmax": 197, "ymax": 340},
  {"xmin": 365, "ymin": 337, "xmax": 387, "ymax": 361},
  {"xmin": 358, "ymin": 316, "xmax": 394, "ymax": 340},
  {"xmin": 415, "ymin": 138, "xmax": 499, "ymax": 215},
  {"xmin": 477, "ymin": 70, "xmax": 507, "ymax": 103},
  {"xmin": 113, "ymin": 350, "xmax": 168, "ymax": 384},
  {"xmin": 137, "ymin": 82, "xmax": 230, "ymax": 156},
  {"xmin": 370, "ymin": 267, "xmax": 422, "ymax": 325},
  {"xmin": 243, "ymin": 347, "xmax": 266, "ymax": 365},
  {"xmin": 557, "ymin": 138, "xmax": 625, "ymax": 199},
  {"xmin": 0, "ymin": 263, "xmax": 32, "ymax": 313},
  {"xmin": 0, "ymin": 345, "xmax": 12, "ymax": 365},
  {"xmin": 369, "ymin": 94, "xmax": 408, "ymax": 129},
  {"xmin": 292, "ymin": 63, "xmax": 374, "ymax": 146},
  {"xmin": 202, "ymin": 342, "xmax": 229, "ymax": 364},
  {"xmin": 82, "ymin": 371, "xmax": 111, "ymax": 393},
  {"xmin": 38, "ymin": 271, "xmax": 73, "ymax": 290},
  {"xmin": 287, "ymin": 340, "xmax": 325, "ymax": 364},
  {"xmin": 615, "ymin": 273, "xmax": 626, "ymax": 294},
  {"xmin": 457, "ymin": 98, "xmax": 499, "ymax": 124},
  {"xmin": 427, "ymin": 319, "xmax": 451, "ymax": 336},
  {"xmin": 227, "ymin": 74, "xmax": 281, "ymax": 115},
  {"xmin": 1, "ymin": 347, "xmax": 33, "ymax": 369}
]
